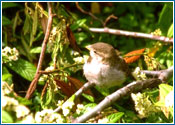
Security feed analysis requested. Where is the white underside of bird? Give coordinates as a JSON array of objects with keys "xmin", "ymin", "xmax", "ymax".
[{"xmin": 83, "ymin": 52, "xmax": 126, "ymax": 88}]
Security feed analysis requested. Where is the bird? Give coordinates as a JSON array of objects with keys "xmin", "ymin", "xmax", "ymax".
[{"xmin": 83, "ymin": 42, "xmax": 130, "ymax": 88}]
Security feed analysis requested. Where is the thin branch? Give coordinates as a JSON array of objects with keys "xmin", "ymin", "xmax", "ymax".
[
  {"xmin": 89, "ymin": 27, "xmax": 173, "ymax": 43},
  {"xmin": 25, "ymin": 2, "xmax": 54, "ymax": 99},
  {"xmin": 73, "ymin": 78, "xmax": 162, "ymax": 123},
  {"xmin": 54, "ymin": 82, "xmax": 95, "ymax": 112},
  {"xmin": 3, "ymin": 82, "xmax": 19, "ymax": 97},
  {"xmin": 104, "ymin": 14, "xmax": 118, "ymax": 27},
  {"xmin": 141, "ymin": 66, "xmax": 173, "ymax": 81},
  {"xmin": 74, "ymin": 82, "xmax": 95, "ymax": 100},
  {"xmin": 39, "ymin": 63, "xmax": 83, "ymax": 74},
  {"xmin": 39, "ymin": 69, "xmax": 61, "ymax": 74},
  {"xmin": 41, "ymin": 81, "xmax": 49, "ymax": 98},
  {"xmin": 75, "ymin": 2, "xmax": 104, "ymax": 26}
]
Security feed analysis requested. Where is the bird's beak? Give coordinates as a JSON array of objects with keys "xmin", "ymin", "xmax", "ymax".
[{"xmin": 85, "ymin": 45, "xmax": 92, "ymax": 51}]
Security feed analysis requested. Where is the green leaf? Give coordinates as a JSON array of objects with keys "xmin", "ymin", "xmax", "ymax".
[
  {"xmin": 68, "ymin": 94, "xmax": 76, "ymax": 102},
  {"xmin": 2, "ymin": 74, "xmax": 12, "ymax": 81},
  {"xmin": 155, "ymin": 84, "xmax": 173, "ymax": 107},
  {"xmin": 2, "ymin": 66, "xmax": 13, "ymax": 84},
  {"xmin": 2, "ymin": 2, "xmax": 20, "ymax": 9},
  {"xmin": 30, "ymin": 47, "xmax": 42, "ymax": 53},
  {"xmin": 41, "ymin": 85, "xmax": 53, "ymax": 107},
  {"xmin": 166, "ymin": 59, "xmax": 173, "ymax": 68},
  {"xmin": 2, "ymin": 110, "xmax": 13, "ymax": 123},
  {"xmin": 23, "ymin": 15, "xmax": 31, "ymax": 35},
  {"xmin": 82, "ymin": 93, "xmax": 94, "ymax": 102},
  {"xmin": 74, "ymin": 32, "xmax": 88, "ymax": 44},
  {"xmin": 159, "ymin": 84, "xmax": 173, "ymax": 96},
  {"xmin": 13, "ymin": 11, "xmax": 20, "ymax": 36},
  {"xmin": 167, "ymin": 23, "xmax": 173, "ymax": 37},
  {"xmin": 2, "ymin": 16, "xmax": 11, "ymax": 26},
  {"xmin": 30, "ymin": 6, "xmax": 38, "ymax": 46},
  {"xmin": 95, "ymin": 86, "xmax": 110, "ymax": 96},
  {"xmin": 107, "ymin": 112, "xmax": 124, "ymax": 123},
  {"xmin": 70, "ymin": 19, "xmax": 87, "ymax": 31},
  {"xmin": 6, "ymin": 58, "xmax": 36, "ymax": 81},
  {"xmin": 155, "ymin": 101, "xmax": 165, "ymax": 107},
  {"xmin": 158, "ymin": 3, "xmax": 173, "ymax": 35},
  {"xmin": 16, "ymin": 96, "xmax": 32, "ymax": 105},
  {"xmin": 82, "ymin": 103, "xmax": 97, "ymax": 113}
]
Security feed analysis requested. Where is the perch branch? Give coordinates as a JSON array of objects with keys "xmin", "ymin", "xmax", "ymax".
[
  {"xmin": 73, "ymin": 66, "xmax": 173, "ymax": 123},
  {"xmin": 25, "ymin": 2, "xmax": 54, "ymax": 99},
  {"xmin": 141, "ymin": 66, "xmax": 173, "ymax": 81},
  {"xmin": 73, "ymin": 78, "xmax": 162, "ymax": 123},
  {"xmin": 89, "ymin": 27, "xmax": 173, "ymax": 43}
]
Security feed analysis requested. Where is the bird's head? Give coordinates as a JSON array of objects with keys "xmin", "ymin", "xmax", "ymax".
[{"xmin": 86, "ymin": 42, "xmax": 118, "ymax": 64}]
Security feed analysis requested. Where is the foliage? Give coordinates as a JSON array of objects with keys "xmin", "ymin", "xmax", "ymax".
[{"xmin": 2, "ymin": 2, "xmax": 173, "ymax": 123}]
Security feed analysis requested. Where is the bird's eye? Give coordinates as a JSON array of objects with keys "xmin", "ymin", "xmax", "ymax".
[{"xmin": 94, "ymin": 50, "xmax": 97, "ymax": 54}]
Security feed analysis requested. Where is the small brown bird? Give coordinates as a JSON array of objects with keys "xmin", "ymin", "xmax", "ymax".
[{"xmin": 83, "ymin": 42, "xmax": 130, "ymax": 88}]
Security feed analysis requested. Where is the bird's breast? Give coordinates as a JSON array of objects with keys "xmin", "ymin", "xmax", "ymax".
[{"xmin": 83, "ymin": 59, "xmax": 126, "ymax": 88}]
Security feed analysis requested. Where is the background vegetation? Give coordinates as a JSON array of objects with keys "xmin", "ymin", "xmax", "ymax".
[{"xmin": 2, "ymin": 2, "xmax": 173, "ymax": 123}]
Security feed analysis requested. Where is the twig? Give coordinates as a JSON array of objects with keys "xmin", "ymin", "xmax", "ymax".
[
  {"xmin": 104, "ymin": 14, "xmax": 118, "ymax": 27},
  {"xmin": 41, "ymin": 81, "xmax": 49, "ymax": 98},
  {"xmin": 25, "ymin": 2, "xmax": 54, "ymax": 99},
  {"xmin": 39, "ymin": 69, "xmax": 61, "ymax": 74},
  {"xmin": 73, "ymin": 78, "xmax": 162, "ymax": 123},
  {"xmin": 89, "ymin": 27, "xmax": 173, "ymax": 43},
  {"xmin": 54, "ymin": 82, "xmax": 95, "ymax": 112},
  {"xmin": 3, "ymin": 82, "xmax": 19, "ymax": 97},
  {"xmin": 38, "ymin": 63, "xmax": 83, "ymax": 74},
  {"xmin": 75, "ymin": 2, "xmax": 104, "ymax": 26},
  {"xmin": 141, "ymin": 66, "xmax": 173, "ymax": 81}
]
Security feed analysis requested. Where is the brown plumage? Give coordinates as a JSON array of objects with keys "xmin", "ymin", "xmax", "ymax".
[{"xmin": 83, "ymin": 42, "xmax": 130, "ymax": 88}]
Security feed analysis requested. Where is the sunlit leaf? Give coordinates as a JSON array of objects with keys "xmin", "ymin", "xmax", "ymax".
[
  {"xmin": 6, "ymin": 58, "xmax": 36, "ymax": 81},
  {"xmin": 159, "ymin": 84, "xmax": 173, "ymax": 96},
  {"xmin": 30, "ymin": 46, "xmax": 42, "ymax": 53},
  {"xmin": 2, "ymin": 74, "xmax": 12, "ymax": 81},
  {"xmin": 83, "ymin": 103, "xmax": 97, "ymax": 113},
  {"xmin": 82, "ymin": 93, "xmax": 94, "ymax": 102},
  {"xmin": 167, "ymin": 23, "xmax": 173, "ymax": 37},
  {"xmin": 16, "ymin": 96, "xmax": 32, "ymax": 105},
  {"xmin": 157, "ymin": 84, "xmax": 173, "ymax": 118},
  {"xmin": 70, "ymin": 19, "xmax": 87, "ymax": 31},
  {"xmin": 2, "ymin": 66, "xmax": 13, "ymax": 84},
  {"xmin": 41, "ymin": 85, "xmax": 53, "ymax": 107},
  {"xmin": 2, "ymin": 110, "xmax": 13, "ymax": 123},
  {"xmin": 107, "ymin": 112, "xmax": 124, "ymax": 123}
]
